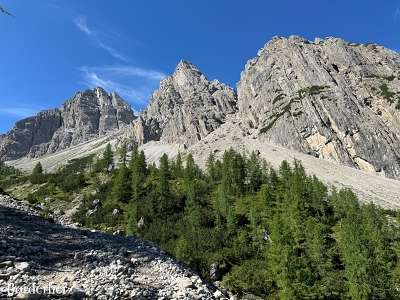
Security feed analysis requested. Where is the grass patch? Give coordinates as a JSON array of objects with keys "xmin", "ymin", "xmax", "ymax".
[
  {"xmin": 298, "ymin": 86, "xmax": 328, "ymax": 99},
  {"xmin": 379, "ymin": 84, "xmax": 397, "ymax": 103},
  {"xmin": 365, "ymin": 74, "xmax": 397, "ymax": 81}
]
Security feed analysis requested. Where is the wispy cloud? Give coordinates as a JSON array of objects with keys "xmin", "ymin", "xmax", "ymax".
[
  {"xmin": 97, "ymin": 42, "xmax": 129, "ymax": 62},
  {"xmin": 73, "ymin": 16, "xmax": 93, "ymax": 36},
  {"xmin": 79, "ymin": 66, "xmax": 166, "ymax": 109},
  {"xmin": 73, "ymin": 16, "xmax": 129, "ymax": 62},
  {"xmin": 92, "ymin": 66, "xmax": 166, "ymax": 81},
  {"xmin": 73, "ymin": 16, "xmax": 166, "ymax": 110}
]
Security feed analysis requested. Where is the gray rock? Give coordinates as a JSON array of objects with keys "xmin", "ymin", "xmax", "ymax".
[
  {"xmin": 0, "ymin": 261, "xmax": 13, "ymax": 267},
  {"xmin": 0, "ymin": 87, "xmax": 135, "ymax": 161},
  {"xmin": 14, "ymin": 262, "xmax": 30, "ymax": 272},
  {"xmin": 124, "ymin": 60, "xmax": 237, "ymax": 147},
  {"xmin": 175, "ymin": 277, "xmax": 194, "ymax": 290},
  {"xmin": 16, "ymin": 293, "xmax": 41, "ymax": 300},
  {"xmin": 237, "ymin": 36, "xmax": 400, "ymax": 178},
  {"xmin": 210, "ymin": 263, "xmax": 222, "ymax": 281}
]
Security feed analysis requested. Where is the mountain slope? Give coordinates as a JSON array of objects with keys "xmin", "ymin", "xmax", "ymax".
[
  {"xmin": 0, "ymin": 87, "xmax": 135, "ymax": 161},
  {"xmin": 125, "ymin": 60, "xmax": 237, "ymax": 147},
  {"xmin": 237, "ymin": 36, "xmax": 400, "ymax": 178},
  {"xmin": 0, "ymin": 194, "xmax": 225, "ymax": 299},
  {"xmin": 2, "ymin": 36, "xmax": 400, "ymax": 209},
  {"xmin": 188, "ymin": 116, "xmax": 400, "ymax": 209}
]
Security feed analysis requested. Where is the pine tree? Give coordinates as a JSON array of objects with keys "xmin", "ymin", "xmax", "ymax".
[
  {"xmin": 118, "ymin": 143, "xmax": 127, "ymax": 166},
  {"xmin": 247, "ymin": 152, "xmax": 263, "ymax": 193},
  {"xmin": 171, "ymin": 153, "xmax": 184, "ymax": 179},
  {"xmin": 157, "ymin": 154, "xmax": 171, "ymax": 216},
  {"xmin": 32, "ymin": 162, "xmax": 43, "ymax": 175},
  {"xmin": 131, "ymin": 150, "xmax": 147, "ymax": 200},
  {"xmin": 333, "ymin": 191, "xmax": 395, "ymax": 299},
  {"xmin": 31, "ymin": 162, "xmax": 44, "ymax": 184},
  {"xmin": 110, "ymin": 164, "xmax": 131, "ymax": 204},
  {"xmin": 96, "ymin": 143, "xmax": 114, "ymax": 172},
  {"xmin": 221, "ymin": 149, "xmax": 246, "ymax": 196},
  {"xmin": 184, "ymin": 153, "xmax": 201, "ymax": 181},
  {"xmin": 206, "ymin": 153, "xmax": 217, "ymax": 181},
  {"xmin": 267, "ymin": 162, "xmax": 339, "ymax": 298}
]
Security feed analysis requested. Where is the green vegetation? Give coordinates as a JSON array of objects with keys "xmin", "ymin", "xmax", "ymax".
[
  {"xmin": 379, "ymin": 84, "xmax": 397, "ymax": 103},
  {"xmin": 94, "ymin": 143, "xmax": 114, "ymax": 172},
  {"xmin": 72, "ymin": 148, "xmax": 400, "ymax": 299},
  {"xmin": 0, "ymin": 161, "xmax": 23, "ymax": 189},
  {"xmin": 4, "ymin": 147, "xmax": 400, "ymax": 299},
  {"xmin": 30, "ymin": 162, "xmax": 45, "ymax": 184},
  {"xmin": 365, "ymin": 74, "xmax": 397, "ymax": 81},
  {"xmin": 25, "ymin": 156, "xmax": 94, "ymax": 205},
  {"xmin": 375, "ymin": 83, "xmax": 400, "ymax": 109},
  {"xmin": 298, "ymin": 85, "xmax": 328, "ymax": 99}
]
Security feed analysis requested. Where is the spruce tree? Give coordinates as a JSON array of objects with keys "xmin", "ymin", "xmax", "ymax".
[
  {"xmin": 103, "ymin": 143, "xmax": 114, "ymax": 171},
  {"xmin": 157, "ymin": 154, "xmax": 171, "ymax": 216},
  {"xmin": 171, "ymin": 153, "xmax": 184, "ymax": 179},
  {"xmin": 247, "ymin": 152, "xmax": 263, "ymax": 193},
  {"xmin": 110, "ymin": 164, "xmax": 131, "ymax": 204},
  {"xmin": 96, "ymin": 143, "xmax": 114, "ymax": 172},
  {"xmin": 31, "ymin": 162, "xmax": 44, "ymax": 184},
  {"xmin": 131, "ymin": 150, "xmax": 147, "ymax": 200},
  {"xmin": 184, "ymin": 153, "xmax": 201, "ymax": 181},
  {"xmin": 119, "ymin": 143, "xmax": 127, "ymax": 166}
]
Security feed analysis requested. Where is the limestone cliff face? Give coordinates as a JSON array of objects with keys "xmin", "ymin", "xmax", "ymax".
[
  {"xmin": 127, "ymin": 60, "xmax": 237, "ymax": 147},
  {"xmin": 237, "ymin": 36, "xmax": 400, "ymax": 178},
  {"xmin": 3, "ymin": 37, "xmax": 400, "ymax": 180},
  {"xmin": 0, "ymin": 87, "xmax": 135, "ymax": 160}
]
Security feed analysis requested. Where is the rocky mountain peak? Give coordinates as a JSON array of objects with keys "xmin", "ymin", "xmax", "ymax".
[
  {"xmin": 175, "ymin": 59, "xmax": 199, "ymax": 72},
  {"xmin": 0, "ymin": 88, "xmax": 135, "ymax": 161},
  {"xmin": 238, "ymin": 35, "xmax": 400, "ymax": 178},
  {"xmin": 3, "ymin": 36, "xmax": 400, "ymax": 181},
  {"xmin": 125, "ymin": 60, "xmax": 237, "ymax": 146}
]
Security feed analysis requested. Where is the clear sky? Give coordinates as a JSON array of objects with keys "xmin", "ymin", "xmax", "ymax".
[{"xmin": 0, "ymin": 0, "xmax": 399, "ymax": 133}]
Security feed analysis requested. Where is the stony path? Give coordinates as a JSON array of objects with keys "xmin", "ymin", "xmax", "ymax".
[{"xmin": 0, "ymin": 194, "xmax": 226, "ymax": 300}]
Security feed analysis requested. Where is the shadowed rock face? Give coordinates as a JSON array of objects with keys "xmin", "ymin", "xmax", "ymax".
[
  {"xmin": 237, "ymin": 36, "xmax": 400, "ymax": 178},
  {"xmin": 0, "ymin": 87, "xmax": 135, "ymax": 161},
  {"xmin": 127, "ymin": 60, "xmax": 237, "ymax": 147}
]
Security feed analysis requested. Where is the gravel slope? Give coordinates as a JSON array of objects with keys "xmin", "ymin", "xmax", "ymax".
[
  {"xmin": 0, "ymin": 194, "xmax": 226, "ymax": 300},
  {"xmin": 189, "ymin": 117, "xmax": 400, "ymax": 210},
  {"xmin": 6, "ymin": 117, "xmax": 400, "ymax": 209}
]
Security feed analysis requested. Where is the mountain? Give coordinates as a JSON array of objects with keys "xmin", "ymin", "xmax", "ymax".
[
  {"xmin": 125, "ymin": 60, "xmax": 237, "ymax": 147},
  {"xmin": 0, "ymin": 87, "xmax": 135, "ymax": 161},
  {"xmin": 2, "ymin": 36, "xmax": 400, "ymax": 207},
  {"xmin": 237, "ymin": 36, "xmax": 400, "ymax": 178}
]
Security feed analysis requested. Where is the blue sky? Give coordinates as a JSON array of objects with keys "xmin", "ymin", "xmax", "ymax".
[{"xmin": 0, "ymin": 0, "xmax": 399, "ymax": 133}]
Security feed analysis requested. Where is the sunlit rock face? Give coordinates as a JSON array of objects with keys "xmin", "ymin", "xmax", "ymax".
[
  {"xmin": 0, "ymin": 87, "xmax": 135, "ymax": 160},
  {"xmin": 3, "ymin": 36, "xmax": 400, "ymax": 180},
  {"xmin": 127, "ymin": 60, "xmax": 237, "ymax": 147},
  {"xmin": 237, "ymin": 36, "xmax": 400, "ymax": 178}
]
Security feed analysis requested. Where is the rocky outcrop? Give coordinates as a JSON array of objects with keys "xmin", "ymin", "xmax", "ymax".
[
  {"xmin": 237, "ymin": 36, "xmax": 400, "ymax": 178},
  {"xmin": 127, "ymin": 60, "xmax": 237, "ymax": 147},
  {"xmin": 0, "ymin": 194, "xmax": 226, "ymax": 299},
  {"xmin": 3, "ymin": 37, "xmax": 400, "ymax": 180},
  {"xmin": 0, "ymin": 87, "xmax": 135, "ymax": 161}
]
